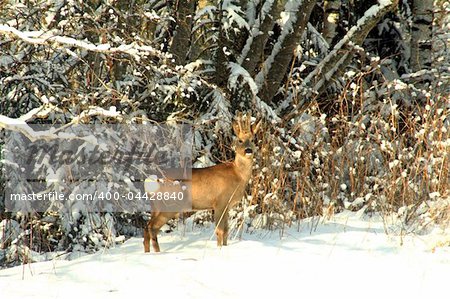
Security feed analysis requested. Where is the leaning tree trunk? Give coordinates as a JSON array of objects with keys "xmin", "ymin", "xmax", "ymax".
[
  {"xmin": 239, "ymin": 0, "xmax": 287, "ymax": 77},
  {"xmin": 410, "ymin": 0, "xmax": 433, "ymax": 72},
  {"xmin": 256, "ymin": 0, "xmax": 317, "ymax": 103},
  {"xmin": 299, "ymin": 0, "xmax": 399, "ymax": 100},
  {"xmin": 322, "ymin": 0, "xmax": 341, "ymax": 46}
]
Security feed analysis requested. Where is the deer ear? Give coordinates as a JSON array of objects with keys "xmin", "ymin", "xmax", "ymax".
[
  {"xmin": 232, "ymin": 121, "xmax": 240, "ymax": 136},
  {"xmin": 252, "ymin": 119, "xmax": 262, "ymax": 135}
]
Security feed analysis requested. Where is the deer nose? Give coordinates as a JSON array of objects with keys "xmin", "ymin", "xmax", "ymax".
[{"xmin": 244, "ymin": 148, "xmax": 253, "ymax": 155}]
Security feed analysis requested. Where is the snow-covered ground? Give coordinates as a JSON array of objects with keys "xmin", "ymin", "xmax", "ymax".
[{"xmin": 1, "ymin": 211, "xmax": 449, "ymax": 299}]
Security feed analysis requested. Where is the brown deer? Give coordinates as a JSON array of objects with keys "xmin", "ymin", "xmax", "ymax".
[{"xmin": 143, "ymin": 112, "xmax": 261, "ymax": 252}]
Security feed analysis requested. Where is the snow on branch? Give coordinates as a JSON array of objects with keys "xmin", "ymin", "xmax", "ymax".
[
  {"xmin": 0, "ymin": 114, "xmax": 73, "ymax": 142},
  {"xmin": 0, "ymin": 24, "xmax": 169, "ymax": 60},
  {"xmin": 255, "ymin": 0, "xmax": 317, "ymax": 103},
  {"xmin": 18, "ymin": 105, "xmax": 62, "ymax": 122},
  {"xmin": 228, "ymin": 62, "xmax": 258, "ymax": 95},
  {"xmin": 227, "ymin": 62, "xmax": 281, "ymax": 122},
  {"xmin": 253, "ymin": 96, "xmax": 281, "ymax": 123},
  {"xmin": 222, "ymin": 0, "xmax": 250, "ymax": 31},
  {"xmin": 238, "ymin": 0, "xmax": 276, "ymax": 66},
  {"xmin": 299, "ymin": 0, "xmax": 398, "ymax": 99},
  {"xmin": 0, "ymin": 106, "xmax": 121, "ymax": 142}
]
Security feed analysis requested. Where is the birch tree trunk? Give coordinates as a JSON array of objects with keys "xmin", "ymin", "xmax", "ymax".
[
  {"xmin": 322, "ymin": 0, "xmax": 341, "ymax": 46},
  {"xmin": 410, "ymin": 0, "xmax": 433, "ymax": 72}
]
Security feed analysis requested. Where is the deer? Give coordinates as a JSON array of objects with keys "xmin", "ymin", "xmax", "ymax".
[{"xmin": 143, "ymin": 112, "xmax": 261, "ymax": 252}]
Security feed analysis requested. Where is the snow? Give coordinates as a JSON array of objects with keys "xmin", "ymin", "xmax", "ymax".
[
  {"xmin": 228, "ymin": 62, "xmax": 258, "ymax": 95},
  {"xmin": 1, "ymin": 211, "xmax": 449, "ymax": 299},
  {"xmin": 0, "ymin": 114, "xmax": 98, "ymax": 143},
  {"xmin": 238, "ymin": 0, "xmax": 275, "ymax": 64},
  {"xmin": 378, "ymin": 0, "xmax": 393, "ymax": 7},
  {"xmin": 221, "ymin": 0, "xmax": 249, "ymax": 32}
]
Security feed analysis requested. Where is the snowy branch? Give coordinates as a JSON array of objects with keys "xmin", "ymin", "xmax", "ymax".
[
  {"xmin": 18, "ymin": 106, "xmax": 63, "ymax": 122},
  {"xmin": 0, "ymin": 114, "xmax": 70, "ymax": 142},
  {"xmin": 0, "ymin": 24, "xmax": 169, "ymax": 60},
  {"xmin": 0, "ymin": 106, "xmax": 121, "ymax": 142},
  {"xmin": 299, "ymin": 0, "xmax": 399, "ymax": 99}
]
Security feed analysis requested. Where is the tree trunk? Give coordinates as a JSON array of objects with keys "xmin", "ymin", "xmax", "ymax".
[
  {"xmin": 322, "ymin": 0, "xmax": 341, "ymax": 46},
  {"xmin": 170, "ymin": 0, "xmax": 197, "ymax": 65},
  {"xmin": 256, "ymin": 0, "xmax": 317, "ymax": 103},
  {"xmin": 239, "ymin": 0, "xmax": 287, "ymax": 76},
  {"xmin": 214, "ymin": 6, "xmax": 229, "ymax": 88},
  {"xmin": 410, "ymin": 0, "xmax": 433, "ymax": 72}
]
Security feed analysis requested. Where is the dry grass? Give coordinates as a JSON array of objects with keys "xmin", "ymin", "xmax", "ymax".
[{"xmin": 230, "ymin": 80, "xmax": 450, "ymax": 233}]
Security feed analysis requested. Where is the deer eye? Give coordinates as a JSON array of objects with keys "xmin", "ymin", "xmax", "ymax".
[{"xmin": 238, "ymin": 140, "xmax": 243, "ymax": 144}]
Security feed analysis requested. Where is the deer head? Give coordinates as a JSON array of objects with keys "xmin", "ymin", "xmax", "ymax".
[{"xmin": 232, "ymin": 112, "xmax": 261, "ymax": 163}]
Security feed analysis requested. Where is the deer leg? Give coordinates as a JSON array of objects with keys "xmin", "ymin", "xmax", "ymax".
[
  {"xmin": 148, "ymin": 212, "xmax": 164, "ymax": 253},
  {"xmin": 215, "ymin": 228, "xmax": 224, "ymax": 247},
  {"xmin": 222, "ymin": 215, "xmax": 229, "ymax": 246},
  {"xmin": 214, "ymin": 207, "xmax": 228, "ymax": 247},
  {"xmin": 149, "ymin": 226, "xmax": 161, "ymax": 253},
  {"xmin": 143, "ymin": 222, "xmax": 151, "ymax": 253},
  {"xmin": 147, "ymin": 211, "xmax": 178, "ymax": 253}
]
